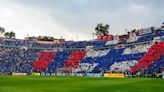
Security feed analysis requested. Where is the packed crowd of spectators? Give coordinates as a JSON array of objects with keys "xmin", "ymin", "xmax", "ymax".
[
  {"xmin": 0, "ymin": 48, "xmax": 40, "ymax": 74},
  {"xmin": 132, "ymin": 42, "xmax": 164, "ymax": 73},
  {"xmin": 75, "ymin": 42, "xmax": 163, "ymax": 74},
  {"xmin": 0, "ymin": 38, "xmax": 61, "ymax": 49},
  {"xmin": 0, "ymin": 27, "xmax": 164, "ymax": 75}
]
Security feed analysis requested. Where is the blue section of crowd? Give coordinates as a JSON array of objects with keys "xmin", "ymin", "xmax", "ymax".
[
  {"xmin": 48, "ymin": 51, "xmax": 71, "ymax": 72},
  {"xmin": 0, "ymin": 49, "xmax": 39, "ymax": 74}
]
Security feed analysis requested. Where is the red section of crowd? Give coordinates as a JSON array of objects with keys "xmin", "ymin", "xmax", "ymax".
[
  {"xmin": 33, "ymin": 51, "xmax": 55, "ymax": 71},
  {"xmin": 63, "ymin": 51, "xmax": 86, "ymax": 71},
  {"xmin": 132, "ymin": 42, "xmax": 164, "ymax": 73}
]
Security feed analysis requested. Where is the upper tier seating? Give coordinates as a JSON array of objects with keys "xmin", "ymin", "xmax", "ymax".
[
  {"xmin": 0, "ymin": 39, "xmax": 58, "ymax": 49},
  {"xmin": 137, "ymin": 34, "xmax": 154, "ymax": 42},
  {"xmin": 63, "ymin": 41, "xmax": 107, "ymax": 48},
  {"xmin": 156, "ymin": 30, "xmax": 164, "ymax": 37}
]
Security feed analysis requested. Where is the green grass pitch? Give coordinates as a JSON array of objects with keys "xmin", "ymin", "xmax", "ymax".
[{"xmin": 0, "ymin": 76, "xmax": 164, "ymax": 92}]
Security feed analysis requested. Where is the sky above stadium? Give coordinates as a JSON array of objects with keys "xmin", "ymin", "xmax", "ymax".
[{"xmin": 0, "ymin": 0, "xmax": 164, "ymax": 41}]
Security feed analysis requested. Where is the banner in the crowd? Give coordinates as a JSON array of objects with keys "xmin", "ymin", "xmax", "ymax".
[
  {"xmin": 162, "ymin": 71, "xmax": 164, "ymax": 79},
  {"xmin": 98, "ymin": 34, "xmax": 113, "ymax": 41},
  {"xmin": 41, "ymin": 72, "xmax": 46, "ymax": 76},
  {"xmin": 32, "ymin": 72, "xmax": 41, "ymax": 76},
  {"xmin": 138, "ymin": 27, "xmax": 152, "ymax": 35},
  {"xmin": 104, "ymin": 73, "xmax": 124, "ymax": 78},
  {"xmin": 36, "ymin": 41, "xmax": 65, "ymax": 44},
  {"xmin": 76, "ymin": 73, "xmax": 84, "ymax": 77},
  {"xmin": 42, "ymin": 73, "xmax": 50, "ymax": 76},
  {"xmin": 57, "ymin": 73, "xmax": 71, "ymax": 76},
  {"xmin": 57, "ymin": 73, "xmax": 64, "ymax": 76},
  {"xmin": 50, "ymin": 73, "xmax": 56, "ymax": 76},
  {"xmin": 57, "ymin": 73, "xmax": 76, "ymax": 76},
  {"xmin": 86, "ymin": 73, "xmax": 103, "ymax": 77},
  {"xmin": 41, "ymin": 73, "xmax": 56, "ymax": 76},
  {"xmin": 12, "ymin": 73, "xmax": 27, "ymax": 76}
]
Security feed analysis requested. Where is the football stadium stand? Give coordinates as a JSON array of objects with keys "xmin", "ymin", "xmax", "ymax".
[{"xmin": 0, "ymin": 26, "xmax": 164, "ymax": 78}]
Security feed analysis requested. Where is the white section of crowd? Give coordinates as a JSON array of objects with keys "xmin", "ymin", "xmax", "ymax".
[
  {"xmin": 75, "ymin": 63, "xmax": 99, "ymax": 72},
  {"xmin": 110, "ymin": 60, "xmax": 138, "ymax": 72},
  {"xmin": 85, "ymin": 49, "xmax": 110, "ymax": 58},
  {"xmin": 123, "ymin": 43, "xmax": 152, "ymax": 55}
]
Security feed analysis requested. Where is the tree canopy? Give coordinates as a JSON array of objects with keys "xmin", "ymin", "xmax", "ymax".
[
  {"xmin": 95, "ymin": 23, "xmax": 109, "ymax": 36},
  {"xmin": 0, "ymin": 26, "xmax": 16, "ymax": 39}
]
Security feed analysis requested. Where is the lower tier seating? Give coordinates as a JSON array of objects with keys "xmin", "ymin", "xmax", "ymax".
[
  {"xmin": 132, "ymin": 42, "xmax": 164, "ymax": 73},
  {"xmin": 33, "ymin": 51, "xmax": 55, "ymax": 71},
  {"xmin": 63, "ymin": 50, "xmax": 86, "ymax": 71}
]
